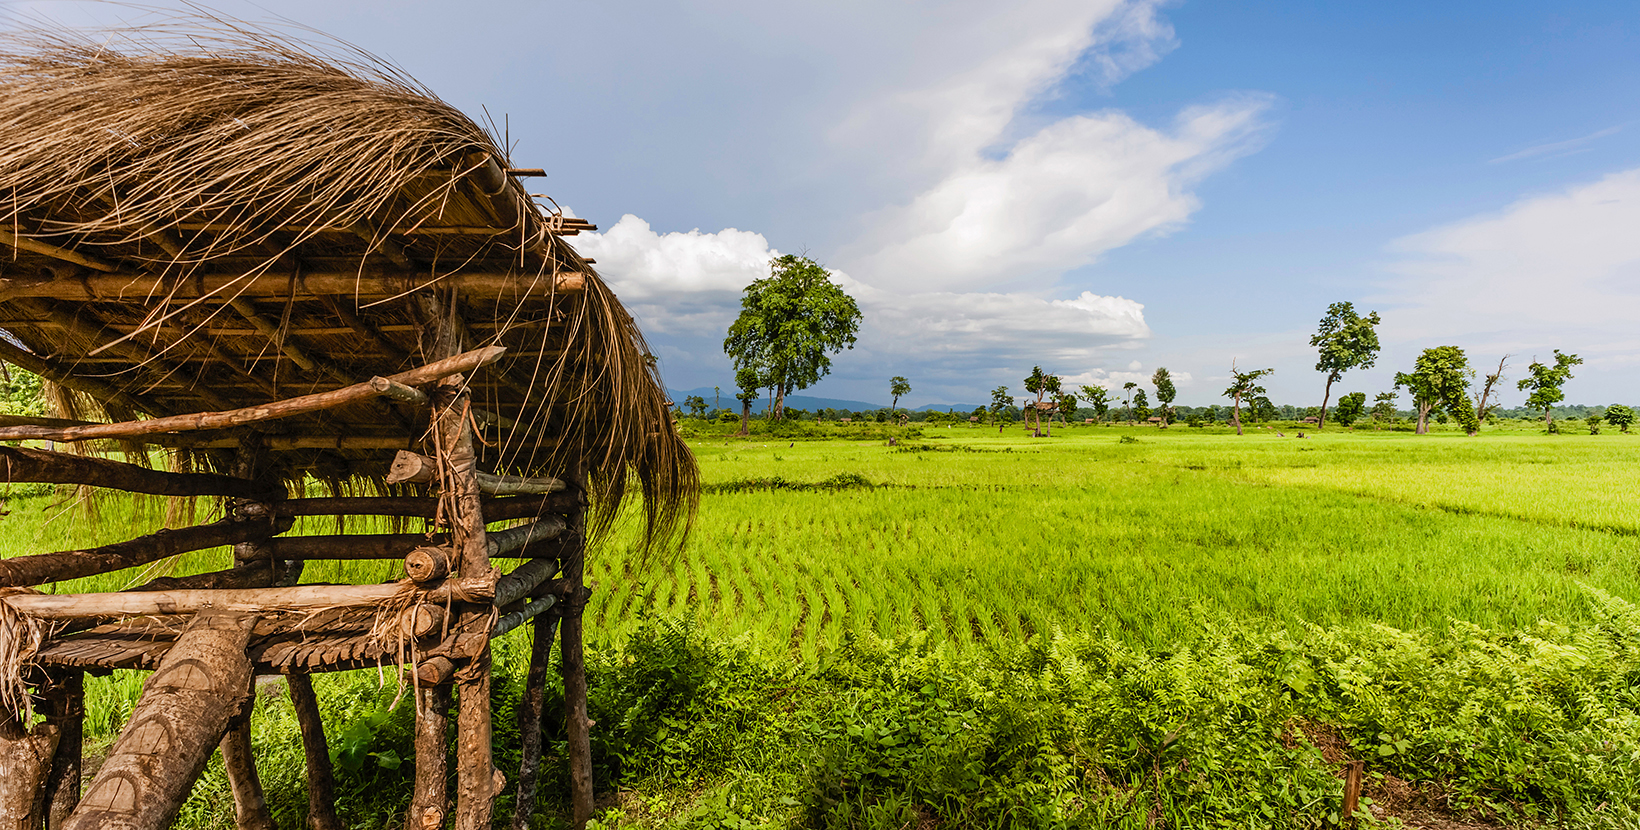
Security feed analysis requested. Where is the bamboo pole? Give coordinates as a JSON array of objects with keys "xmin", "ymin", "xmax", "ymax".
[
  {"xmin": 287, "ymin": 674, "xmax": 344, "ymax": 830},
  {"xmin": 62, "ymin": 610, "xmax": 255, "ymax": 830},
  {"xmin": 0, "ymin": 271, "xmax": 585, "ymax": 302},
  {"xmin": 0, "ymin": 345, "xmax": 505, "ymax": 443}
]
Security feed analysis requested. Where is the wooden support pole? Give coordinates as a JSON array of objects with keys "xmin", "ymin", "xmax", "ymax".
[
  {"xmin": 1343, "ymin": 760, "xmax": 1364, "ymax": 827},
  {"xmin": 386, "ymin": 450, "xmax": 568, "ymax": 495},
  {"xmin": 407, "ymin": 683, "xmax": 451, "ymax": 830},
  {"xmin": 493, "ymin": 595, "xmax": 557, "ymax": 640},
  {"xmin": 287, "ymin": 674, "xmax": 344, "ymax": 830},
  {"xmin": 220, "ymin": 683, "xmax": 275, "ymax": 830},
  {"xmin": 0, "ymin": 445, "xmax": 283, "ymax": 500},
  {"xmin": 510, "ymin": 611, "xmax": 560, "ymax": 830},
  {"xmin": 43, "ymin": 671, "xmax": 85, "ymax": 828},
  {"xmin": 0, "ymin": 345, "xmax": 505, "ymax": 443},
  {"xmin": 0, "ymin": 515, "xmax": 291, "ymax": 589},
  {"xmin": 561, "ymin": 502, "xmax": 594, "ymax": 828},
  {"xmin": 495, "ymin": 555, "xmax": 563, "ymax": 609},
  {"xmin": 0, "ymin": 707, "xmax": 58, "ymax": 829},
  {"xmin": 62, "ymin": 610, "xmax": 254, "ymax": 830},
  {"xmin": 244, "ymin": 519, "xmax": 562, "ymax": 562},
  {"xmin": 371, "ymin": 376, "xmax": 429, "ymax": 405}
]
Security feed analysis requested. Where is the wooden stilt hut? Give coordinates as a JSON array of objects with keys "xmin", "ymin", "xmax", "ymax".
[{"xmin": 0, "ymin": 21, "xmax": 694, "ymax": 830}]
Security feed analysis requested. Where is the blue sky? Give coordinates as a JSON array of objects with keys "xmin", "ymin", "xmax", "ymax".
[{"xmin": 7, "ymin": 1, "xmax": 1639, "ymax": 407}]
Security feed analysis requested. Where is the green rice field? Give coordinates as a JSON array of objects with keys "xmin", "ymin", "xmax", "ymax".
[{"xmin": 585, "ymin": 426, "xmax": 1640, "ymax": 655}]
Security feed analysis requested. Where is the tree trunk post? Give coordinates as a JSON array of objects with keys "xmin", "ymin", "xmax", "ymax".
[
  {"xmin": 419, "ymin": 289, "xmax": 501, "ymax": 830},
  {"xmin": 219, "ymin": 684, "xmax": 275, "ymax": 830},
  {"xmin": 510, "ymin": 610, "xmax": 561, "ymax": 830},
  {"xmin": 62, "ymin": 610, "xmax": 254, "ymax": 830},
  {"xmin": 0, "ymin": 684, "xmax": 61, "ymax": 830},
  {"xmin": 287, "ymin": 674, "xmax": 344, "ymax": 830},
  {"xmin": 561, "ymin": 501, "xmax": 593, "ymax": 828},
  {"xmin": 43, "ymin": 671, "xmax": 84, "ymax": 828},
  {"xmin": 407, "ymin": 684, "xmax": 451, "ymax": 830}
]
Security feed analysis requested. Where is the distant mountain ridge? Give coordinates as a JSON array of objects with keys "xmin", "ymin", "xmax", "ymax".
[{"xmin": 667, "ymin": 386, "xmax": 979, "ymax": 414}]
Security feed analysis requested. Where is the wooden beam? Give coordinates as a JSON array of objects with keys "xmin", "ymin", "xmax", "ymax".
[
  {"xmin": 0, "ymin": 270, "xmax": 586, "ymax": 301},
  {"xmin": 494, "ymin": 555, "xmax": 562, "ymax": 609},
  {"xmin": 0, "ymin": 445, "xmax": 283, "ymax": 500},
  {"xmin": 0, "ymin": 229, "xmax": 117, "ymax": 272},
  {"xmin": 493, "ymin": 595, "xmax": 556, "ymax": 640},
  {"xmin": 61, "ymin": 610, "xmax": 254, "ymax": 830},
  {"xmin": 351, "ymin": 221, "xmax": 413, "ymax": 268},
  {"xmin": 21, "ymin": 300, "xmax": 236, "ymax": 410},
  {"xmin": 220, "ymin": 686, "xmax": 276, "ymax": 830},
  {"xmin": 372, "ymin": 376, "xmax": 429, "ymax": 405},
  {"xmin": 42, "ymin": 671, "xmax": 84, "ymax": 827},
  {"xmin": 0, "ymin": 580, "xmax": 494, "ymax": 620},
  {"xmin": 243, "ymin": 520, "xmax": 564, "ymax": 562},
  {"xmin": 321, "ymin": 294, "xmax": 411, "ymax": 362},
  {"xmin": 259, "ymin": 493, "xmax": 581, "ymax": 522},
  {"xmin": 0, "ymin": 516, "xmax": 291, "ymax": 589},
  {"xmin": 407, "ymin": 684, "xmax": 452, "ymax": 830},
  {"xmin": 0, "ymin": 345, "xmax": 505, "ymax": 443},
  {"xmin": 226, "ymin": 296, "xmax": 346, "ymax": 381},
  {"xmin": 386, "ymin": 450, "xmax": 568, "ymax": 495}
]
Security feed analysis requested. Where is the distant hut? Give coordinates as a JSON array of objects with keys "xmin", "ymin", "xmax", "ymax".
[{"xmin": 0, "ymin": 22, "xmax": 693, "ymax": 830}]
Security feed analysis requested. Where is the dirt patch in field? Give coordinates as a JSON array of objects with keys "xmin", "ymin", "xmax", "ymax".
[{"xmin": 1290, "ymin": 722, "xmax": 1504, "ymax": 830}]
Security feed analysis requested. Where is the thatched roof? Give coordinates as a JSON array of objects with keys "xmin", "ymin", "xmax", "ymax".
[{"xmin": 0, "ymin": 21, "xmax": 695, "ymax": 544}]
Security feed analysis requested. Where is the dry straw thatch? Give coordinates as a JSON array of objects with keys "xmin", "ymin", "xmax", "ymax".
[{"xmin": 0, "ymin": 13, "xmax": 696, "ymax": 549}]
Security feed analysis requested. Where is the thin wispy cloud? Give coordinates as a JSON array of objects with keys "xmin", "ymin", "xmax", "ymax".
[{"xmin": 1489, "ymin": 125, "xmax": 1623, "ymax": 164}]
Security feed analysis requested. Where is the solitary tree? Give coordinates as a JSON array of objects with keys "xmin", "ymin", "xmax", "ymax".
[
  {"xmin": 1310, "ymin": 302, "xmax": 1382, "ymax": 429},
  {"xmin": 733, "ymin": 366, "xmax": 761, "ymax": 436},
  {"xmin": 683, "ymin": 395, "xmax": 707, "ymax": 419},
  {"xmin": 723, "ymin": 254, "xmax": 862, "ymax": 420},
  {"xmin": 1079, "ymin": 385, "xmax": 1111, "ymax": 423},
  {"xmin": 1054, "ymin": 390, "xmax": 1080, "ymax": 427},
  {"xmin": 1394, "ymin": 346, "xmax": 1477, "ymax": 435},
  {"xmin": 989, "ymin": 385, "xmax": 1012, "ymax": 433},
  {"xmin": 1472, "ymin": 355, "xmax": 1509, "ymax": 429},
  {"xmin": 713, "ymin": 385, "xmax": 722, "ymax": 413},
  {"xmin": 1370, "ymin": 390, "xmax": 1397, "ymax": 427},
  {"xmin": 889, "ymin": 376, "xmax": 911, "ymax": 413},
  {"xmin": 1132, "ymin": 389, "xmax": 1151, "ymax": 423},
  {"xmin": 1023, "ymin": 366, "xmax": 1062, "ymax": 437},
  {"xmin": 1151, "ymin": 367, "xmax": 1177, "ymax": 428},
  {"xmin": 1121, "ymin": 381, "xmax": 1138, "ymax": 424},
  {"xmin": 1604, "ymin": 403, "xmax": 1635, "ymax": 433},
  {"xmin": 1223, "ymin": 363, "xmax": 1273, "ymax": 435},
  {"xmin": 1333, "ymin": 392, "xmax": 1366, "ymax": 427},
  {"xmin": 1516, "ymin": 350, "xmax": 1583, "ymax": 432}
]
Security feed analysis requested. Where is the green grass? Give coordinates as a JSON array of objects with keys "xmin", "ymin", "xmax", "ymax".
[{"xmin": 5, "ymin": 425, "xmax": 1640, "ymax": 827}]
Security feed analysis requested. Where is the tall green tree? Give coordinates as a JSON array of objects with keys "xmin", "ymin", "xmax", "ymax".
[
  {"xmin": 1603, "ymin": 403, "xmax": 1635, "ymax": 434},
  {"xmin": 1023, "ymin": 366, "xmax": 1062, "ymax": 437},
  {"xmin": 733, "ymin": 366, "xmax": 761, "ymax": 437},
  {"xmin": 723, "ymin": 255, "xmax": 862, "ymax": 420},
  {"xmin": 1310, "ymin": 302, "xmax": 1382, "ymax": 429},
  {"xmin": 1370, "ymin": 390, "xmax": 1398, "ymax": 427},
  {"xmin": 1151, "ymin": 367, "xmax": 1177, "ymax": 428},
  {"xmin": 1132, "ymin": 389, "xmax": 1151, "ymax": 423},
  {"xmin": 1223, "ymin": 363, "xmax": 1273, "ymax": 436},
  {"xmin": 889, "ymin": 376, "xmax": 911, "ymax": 413},
  {"xmin": 1333, "ymin": 392, "xmax": 1366, "ymax": 427},
  {"xmin": 683, "ymin": 395, "xmax": 707, "ymax": 419},
  {"xmin": 1394, "ymin": 346, "xmax": 1477, "ymax": 435},
  {"xmin": 1053, "ymin": 390, "xmax": 1080, "ymax": 427},
  {"xmin": 989, "ymin": 385, "xmax": 1012, "ymax": 433},
  {"xmin": 1121, "ymin": 381, "xmax": 1138, "ymax": 424},
  {"xmin": 1516, "ymin": 350, "xmax": 1583, "ymax": 432},
  {"xmin": 1079, "ymin": 385, "xmax": 1111, "ymax": 423}
]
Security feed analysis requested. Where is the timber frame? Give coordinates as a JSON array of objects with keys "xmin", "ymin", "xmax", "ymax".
[{"xmin": 0, "ymin": 23, "xmax": 694, "ymax": 830}]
